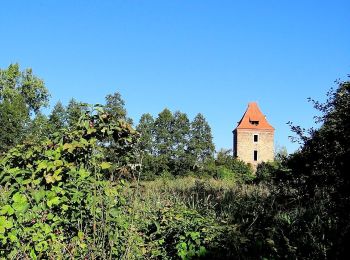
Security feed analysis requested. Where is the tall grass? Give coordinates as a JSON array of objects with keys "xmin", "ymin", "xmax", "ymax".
[{"xmin": 125, "ymin": 176, "xmax": 270, "ymax": 224}]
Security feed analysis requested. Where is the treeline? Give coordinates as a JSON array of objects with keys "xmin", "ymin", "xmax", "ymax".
[
  {"xmin": 136, "ymin": 107, "xmax": 254, "ymax": 180},
  {"xmin": 136, "ymin": 110, "xmax": 215, "ymax": 179},
  {"xmin": 0, "ymin": 63, "xmax": 253, "ymax": 180},
  {"xmin": 0, "ymin": 64, "xmax": 131, "ymax": 152}
]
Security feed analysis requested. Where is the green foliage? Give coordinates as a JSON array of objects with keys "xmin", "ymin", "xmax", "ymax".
[
  {"xmin": 145, "ymin": 203, "xmax": 217, "ymax": 259},
  {"xmin": 26, "ymin": 112, "xmax": 51, "ymax": 143},
  {"xmin": 216, "ymin": 166, "xmax": 236, "ymax": 180},
  {"xmin": 66, "ymin": 98, "xmax": 88, "ymax": 128},
  {"xmin": 103, "ymin": 92, "xmax": 139, "ymax": 178},
  {"xmin": 105, "ymin": 91, "xmax": 132, "ymax": 124},
  {"xmin": 1, "ymin": 63, "xmax": 348, "ymax": 259},
  {"xmin": 0, "ymin": 64, "xmax": 49, "ymax": 114},
  {"xmin": 137, "ymin": 109, "xmax": 216, "ymax": 179},
  {"xmin": 255, "ymin": 161, "xmax": 287, "ymax": 183},
  {"xmin": 215, "ymin": 149, "xmax": 254, "ymax": 182},
  {"xmin": 48, "ymin": 101, "xmax": 67, "ymax": 132},
  {"xmin": 283, "ymin": 77, "xmax": 350, "ymax": 258},
  {"xmin": 0, "ymin": 105, "xmax": 141, "ymax": 258},
  {"xmin": 188, "ymin": 113, "xmax": 215, "ymax": 172},
  {"xmin": 0, "ymin": 93, "xmax": 28, "ymax": 154},
  {"xmin": 0, "ymin": 64, "xmax": 50, "ymax": 153}
]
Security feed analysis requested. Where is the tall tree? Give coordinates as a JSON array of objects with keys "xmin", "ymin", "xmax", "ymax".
[
  {"xmin": 0, "ymin": 93, "xmax": 28, "ymax": 153},
  {"xmin": 188, "ymin": 113, "xmax": 215, "ymax": 170},
  {"xmin": 49, "ymin": 101, "xmax": 67, "ymax": 132},
  {"xmin": 105, "ymin": 92, "xmax": 133, "ymax": 124},
  {"xmin": 172, "ymin": 111, "xmax": 191, "ymax": 175},
  {"xmin": 153, "ymin": 108, "xmax": 174, "ymax": 174},
  {"xmin": 25, "ymin": 112, "xmax": 50, "ymax": 143},
  {"xmin": 103, "ymin": 92, "xmax": 134, "ymax": 170},
  {"xmin": 0, "ymin": 64, "xmax": 49, "ymax": 114},
  {"xmin": 285, "ymin": 78, "xmax": 350, "ymax": 257},
  {"xmin": 0, "ymin": 64, "xmax": 50, "ymax": 153},
  {"xmin": 136, "ymin": 113, "xmax": 156, "ymax": 178},
  {"xmin": 66, "ymin": 98, "xmax": 88, "ymax": 128},
  {"xmin": 154, "ymin": 109, "xmax": 174, "ymax": 156},
  {"xmin": 137, "ymin": 113, "xmax": 155, "ymax": 154}
]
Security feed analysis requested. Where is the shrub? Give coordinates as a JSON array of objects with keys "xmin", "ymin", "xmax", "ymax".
[{"xmin": 0, "ymin": 105, "xmax": 142, "ymax": 258}]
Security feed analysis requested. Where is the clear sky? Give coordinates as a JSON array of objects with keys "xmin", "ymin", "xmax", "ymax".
[{"xmin": 1, "ymin": 0, "xmax": 349, "ymax": 153}]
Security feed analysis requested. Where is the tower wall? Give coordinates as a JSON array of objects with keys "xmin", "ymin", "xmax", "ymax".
[{"xmin": 235, "ymin": 129, "xmax": 274, "ymax": 167}]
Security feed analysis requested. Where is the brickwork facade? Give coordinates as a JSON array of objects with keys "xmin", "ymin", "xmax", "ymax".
[
  {"xmin": 234, "ymin": 129, "xmax": 274, "ymax": 167},
  {"xmin": 233, "ymin": 102, "xmax": 274, "ymax": 168}
]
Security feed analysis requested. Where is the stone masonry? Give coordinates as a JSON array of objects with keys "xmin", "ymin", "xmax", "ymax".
[{"xmin": 233, "ymin": 102, "xmax": 274, "ymax": 168}]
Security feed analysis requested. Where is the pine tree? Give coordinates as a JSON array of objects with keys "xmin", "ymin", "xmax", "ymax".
[{"xmin": 49, "ymin": 101, "xmax": 67, "ymax": 131}]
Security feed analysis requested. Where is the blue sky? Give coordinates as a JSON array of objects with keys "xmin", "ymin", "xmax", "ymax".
[{"xmin": 1, "ymin": 1, "xmax": 349, "ymax": 153}]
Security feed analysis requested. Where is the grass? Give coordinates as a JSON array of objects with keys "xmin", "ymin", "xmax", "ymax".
[{"xmin": 124, "ymin": 176, "xmax": 270, "ymax": 224}]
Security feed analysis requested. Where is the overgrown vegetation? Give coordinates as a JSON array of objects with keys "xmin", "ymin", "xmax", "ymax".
[{"xmin": 1, "ymin": 64, "xmax": 349, "ymax": 259}]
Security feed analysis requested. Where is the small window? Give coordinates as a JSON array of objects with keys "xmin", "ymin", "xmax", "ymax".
[
  {"xmin": 250, "ymin": 120, "xmax": 259, "ymax": 126},
  {"xmin": 254, "ymin": 134, "xmax": 258, "ymax": 142},
  {"xmin": 254, "ymin": 150, "xmax": 258, "ymax": 161}
]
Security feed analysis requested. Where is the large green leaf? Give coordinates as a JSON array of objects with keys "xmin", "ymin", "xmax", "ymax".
[
  {"xmin": 47, "ymin": 197, "xmax": 60, "ymax": 208},
  {"xmin": 0, "ymin": 205, "xmax": 15, "ymax": 216},
  {"xmin": 12, "ymin": 193, "xmax": 29, "ymax": 213},
  {"xmin": 33, "ymin": 189, "xmax": 46, "ymax": 203},
  {"xmin": 0, "ymin": 216, "xmax": 13, "ymax": 234},
  {"xmin": 100, "ymin": 162, "xmax": 112, "ymax": 170}
]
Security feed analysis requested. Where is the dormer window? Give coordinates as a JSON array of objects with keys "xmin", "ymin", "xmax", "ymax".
[{"xmin": 250, "ymin": 120, "xmax": 259, "ymax": 126}]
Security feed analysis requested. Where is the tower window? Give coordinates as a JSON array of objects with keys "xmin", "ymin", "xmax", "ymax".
[
  {"xmin": 254, "ymin": 150, "xmax": 258, "ymax": 161},
  {"xmin": 254, "ymin": 134, "xmax": 258, "ymax": 142},
  {"xmin": 250, "ymin": 120, "xmax": 259, "ymax": 126}
]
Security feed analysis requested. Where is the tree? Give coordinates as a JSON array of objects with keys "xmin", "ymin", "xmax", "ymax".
[
  {"xmin": 0, "ymin": 63, "xmax": 49, "ymax": 114},
  {"xmin": 49, "ymin": 101, "xmax": 67, "ymax": 132},
  {"xmin": 0, "ymin": 93, "xmax": 28, "ymax": 154},
  {"xmin": 137, "ymin": 110, "xmax": 216, "ymax": 177},
  {"xmin": 172, "ymin": 111, "xmax": 191, "ymax": 175},
  {"xmin": 102, "ymin": 92, "xmax": 135, "ymax": 175},
  {"xmin": 25, "ymin": 112, "xmax": 50, "ymax": 142},
  {"xmin": 18, "ymin": 67, "xmax": 50, "ymax": 113},
  {"xmin": 136, "ymin": 113, "xmax": 156, "ymax": 178},
  {"xmin": 66, "ymin": 98, "xmax": 87, "ymax": 128},
  {"xmin": 276, "ymin": 76, "xmax": 350, "ymax": 258},
  {"xmin": 137, "ymin": 113, "xmax": 155, "ymax": 154},
  {"xmin": 274, "ymin": 145, "xmax": 288, "ymax": 162},
  {"xmin": 188, "ymin": 113, "xmax": 215, "ymax": 170},
  {"xmin": 153, "ymin": 108, "xmax": 174, "ymax": 174},
  {"xmin": 105, "ymin": 92, "xmax": 133, "ymax": 124},
  {"xmin": 0, "ymin": 64, "xmax": 50, "ymax": 153}
]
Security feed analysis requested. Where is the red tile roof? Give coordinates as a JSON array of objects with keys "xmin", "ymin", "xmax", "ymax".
[{"xmin": 235, "ymin": 102, "xmax": 274, "ymax": 130}]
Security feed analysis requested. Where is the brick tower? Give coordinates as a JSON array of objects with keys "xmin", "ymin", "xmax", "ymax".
[{"xmin": 233, "ymin": 102, "xmax": 274, "ymax": 167}]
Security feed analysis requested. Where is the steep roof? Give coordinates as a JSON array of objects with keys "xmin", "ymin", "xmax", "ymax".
[{"xmin": 235, "ymin": 102, "xmax": 274, "ymax": 131}]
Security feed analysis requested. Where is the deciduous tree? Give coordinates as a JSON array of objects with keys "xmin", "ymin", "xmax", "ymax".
[{"xmin": 0, "ymin": 64, "xmax": 50, "ymax": 153}]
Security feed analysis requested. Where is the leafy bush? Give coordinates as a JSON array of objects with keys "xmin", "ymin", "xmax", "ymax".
[
  {"xmin": 145, "ymin": 203, "xmax": 217, "ymax": 259},
  {"xmin": 0, "ymin": 105, "xmax": 142, "ymax": 258},
  {"xmin": 215, "ymin": 149, "xmax": 254, "ymax": 183}
]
